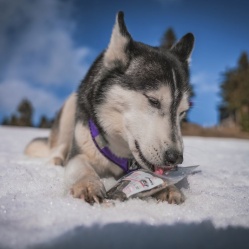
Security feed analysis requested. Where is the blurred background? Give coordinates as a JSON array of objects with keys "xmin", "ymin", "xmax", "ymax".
[{"xmin": 0, "ymin": 0, "xmax": 248, "ymax": 138}]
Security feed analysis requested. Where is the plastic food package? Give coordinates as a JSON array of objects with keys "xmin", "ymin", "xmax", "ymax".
[{"xmin": 107, "ymin": 166, "xmax": 199, "ymax": 201}]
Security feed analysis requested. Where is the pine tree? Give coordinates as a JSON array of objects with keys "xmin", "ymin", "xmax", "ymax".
[
  {"xmin": 160, "ymin": 28, "xmax": 177, "ymax": 50},
  {"xmin": 38, "ymin": 115, "xmax": 52, "ymax": 128},
  {"xmin": 238, "ymin": 52, "xmax": 249, "ymax": 71},
  {"xmin": 1, "ymin": 117, "xmax": 10, "ymax": 125},
  {"xmin": 220, "ymin": 52, "xmax": 249, "ymax": 131},
  {"xmin": 17, "ymin": 99, "xmax": 33, "ymax": 127},
  {"xmin": 10, "ymin": 115, "xmax": 18, "ymax": 126}
]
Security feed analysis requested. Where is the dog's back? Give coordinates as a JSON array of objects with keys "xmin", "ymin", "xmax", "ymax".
[{"xmin": 25, "ymin": 93, "xmax": 77, "ymax": 165}]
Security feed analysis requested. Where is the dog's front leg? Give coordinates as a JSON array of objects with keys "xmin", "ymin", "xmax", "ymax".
[
  {"xmin": 65, "ymin": 154, "xmax": 106, "ymax": 204},
  {"xmin": 153, "ymin": 185, "xmax": 185, "ymax": 205}
]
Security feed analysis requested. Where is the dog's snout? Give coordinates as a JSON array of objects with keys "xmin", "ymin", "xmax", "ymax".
[{"xmin": 164, "ymin": 149, "xmax": 183, "ymax": 165}]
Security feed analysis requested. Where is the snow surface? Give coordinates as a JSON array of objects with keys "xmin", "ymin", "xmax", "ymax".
[{"xmin": 0, "ymin": 126, "xmax": 249, "ymax": 248}]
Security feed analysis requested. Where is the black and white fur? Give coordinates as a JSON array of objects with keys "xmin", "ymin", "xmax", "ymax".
[{"xmin": 25, "ymin": 12, "xmax": 195, "ymax": 204}]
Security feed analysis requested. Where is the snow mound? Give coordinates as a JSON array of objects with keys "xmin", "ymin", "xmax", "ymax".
[{"xmin": 0, "ymin": 126, "xmax": 249, "ymax": 248}]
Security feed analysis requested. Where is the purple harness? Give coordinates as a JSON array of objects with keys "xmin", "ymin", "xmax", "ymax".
[{"xmin": 89, "ymin": 119, "xmax": 139, "ymax": 173}]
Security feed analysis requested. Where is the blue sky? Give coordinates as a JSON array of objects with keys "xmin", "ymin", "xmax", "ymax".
[{"xmin": 0, "ymin": 0, "xmax": 249, "ymax": 126}]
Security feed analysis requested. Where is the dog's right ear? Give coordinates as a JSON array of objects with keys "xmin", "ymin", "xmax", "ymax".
[{"xmin": 104, "ymin": 11, "xmax": 132, "ymax": 69}]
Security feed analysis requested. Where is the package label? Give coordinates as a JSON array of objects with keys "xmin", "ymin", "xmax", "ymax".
[{"xmin": 122, "ymin": 171, "xmax": 164, "ymax": 198}]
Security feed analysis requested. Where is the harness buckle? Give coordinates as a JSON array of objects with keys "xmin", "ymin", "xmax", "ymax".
[{"xmin": 128, "ymin": 159, "xmax": 140, "ymax": 171}]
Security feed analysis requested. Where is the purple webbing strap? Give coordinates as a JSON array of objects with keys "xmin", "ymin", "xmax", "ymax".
[{"xmin": 89, "ymin": 119, "xmax": 130, "ymax": 173}]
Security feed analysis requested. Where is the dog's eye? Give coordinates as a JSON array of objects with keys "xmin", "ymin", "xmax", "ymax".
[
  {"xmin": 179, "ymin": 111, "xmax": 186, "ymax": 116},
  {"xmin": 148, "ymin": 97, "xmax": 161, "ymax": 109}
]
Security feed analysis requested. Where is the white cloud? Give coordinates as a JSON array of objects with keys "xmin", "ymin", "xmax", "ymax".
[
  {"xmin": 6, "ymin": 29, "xmax": 91, "ymax": 87},
  {"xmin": 0, "ymin": 0, "xmax": 91, "ymax": 87},
  {"xmin": 0, "ymin": 0, "xmax": 93, "ymax": 121},
  {"xmin": 191, "ymin": 72, "xmax": 219, "ymax": 93},
  {"xmin": 0, "ymin": 79, "xmax": 62, "ymax": 121}
]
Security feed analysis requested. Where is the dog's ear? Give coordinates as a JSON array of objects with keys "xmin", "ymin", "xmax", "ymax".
[
  {"xmin": 104, "ymin": 11, "xmax": 132, "ymax": 68},
  {"xmin": 170, "ymin": 33, "xmax": 195, "ymax": 63}
]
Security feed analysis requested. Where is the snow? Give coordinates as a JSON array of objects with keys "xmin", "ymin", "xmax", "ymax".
[{"xmin": 0, "ymin": 126, "xmax": 249, "ymax": 248}]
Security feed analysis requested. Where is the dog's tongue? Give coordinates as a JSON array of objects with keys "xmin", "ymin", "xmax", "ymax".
[
  {"xmin": 154, "ymin": 166, "xmax": 175, "ymax": 175},
  {"xmin": 154, "ymin": 166, "xmax": 164, "ymax": 175}
]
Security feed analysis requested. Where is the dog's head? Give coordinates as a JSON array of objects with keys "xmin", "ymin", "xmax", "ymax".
[{"xmin": 96, "ymin": 12, "xmax": 194, "ymax": 173}]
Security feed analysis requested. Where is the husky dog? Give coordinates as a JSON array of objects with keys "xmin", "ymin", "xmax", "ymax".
[{"xmin": 25, "ymin": 12, "xmax": 194, "ymax": 204}]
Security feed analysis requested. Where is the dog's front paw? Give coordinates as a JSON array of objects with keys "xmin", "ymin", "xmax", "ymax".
[
  {"xmin": 70, "ymin": 176, "xmax": 106, "ymax": 204},
  {"xmin": 153, "ymin": 185, "xmax": 185, "ymax": 205}
]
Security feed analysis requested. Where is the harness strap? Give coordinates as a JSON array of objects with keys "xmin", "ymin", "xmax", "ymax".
[{"xmin": 88, "ymin": 119, "xmax": 139, "ymax": 173}]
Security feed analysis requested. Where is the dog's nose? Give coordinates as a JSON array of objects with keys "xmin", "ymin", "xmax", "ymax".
[{"xmin": 164, "ymin": 149, "xmax": 183, "ymax": 165}]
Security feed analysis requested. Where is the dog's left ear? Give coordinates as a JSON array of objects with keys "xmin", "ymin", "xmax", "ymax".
[
  {"xmin": 104, "ymin": 11, "xmax": 132, "ymax": 68},
  {"xmin": 170, "ymin": 33, "xmax": 195, "ymax": 63}
]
